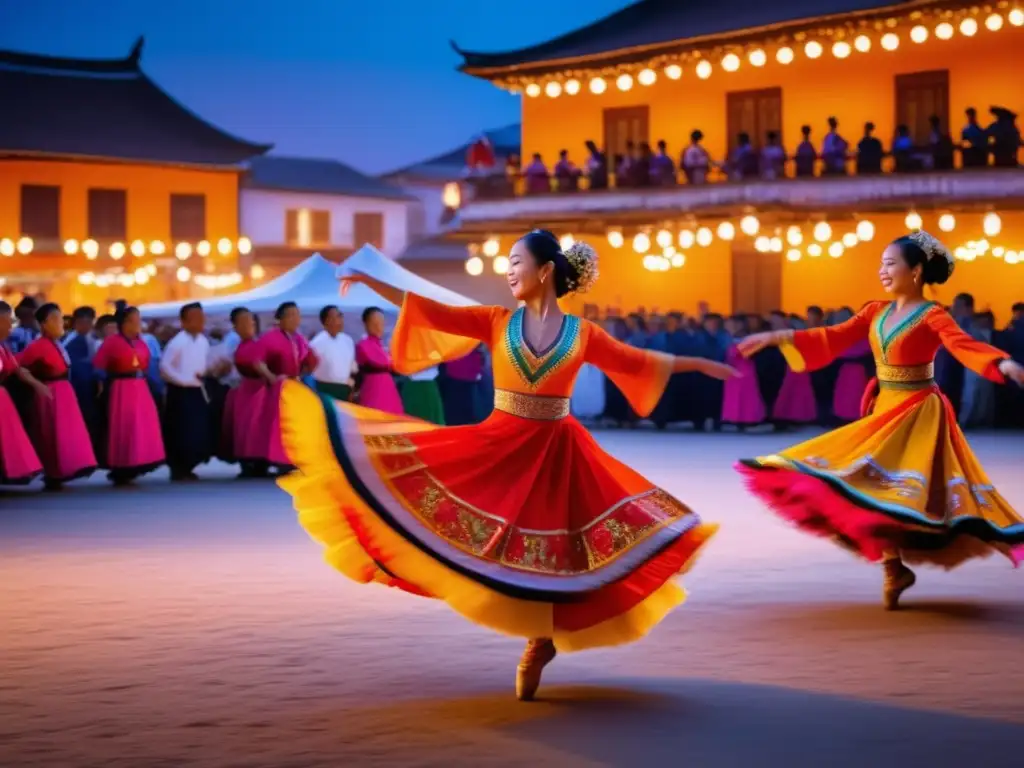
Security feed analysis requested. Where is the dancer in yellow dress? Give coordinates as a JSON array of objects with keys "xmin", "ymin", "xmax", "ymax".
[
  {"xmin": 736, "ymin": 231, "xmax": 1024, "ymax": 609},
  {"xmin": 277, "ymin": 230, "xmax": 736, "ymax": 699}
]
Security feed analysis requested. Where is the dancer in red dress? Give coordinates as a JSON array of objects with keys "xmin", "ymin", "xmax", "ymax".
[
  {"xmin": 277, "ymin": 230, "xmax": 736, "ymax": 700},
  {"xmin": 19, "ymin": 303, "xmax": 97, "ymax": 490},
  {"xmin": 0, "ymin": 301, "xmax": 44, "ymax": 485}
]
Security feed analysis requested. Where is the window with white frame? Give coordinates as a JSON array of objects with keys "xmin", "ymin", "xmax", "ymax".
[{"xmin": 285, "ymin": 208, "xmax": 331, "ymax": 247}]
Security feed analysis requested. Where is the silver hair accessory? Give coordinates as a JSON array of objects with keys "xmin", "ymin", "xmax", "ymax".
[
  {"xmin": 563, "ymin": 241, "xmax": 599, "ymax": 294},
  {"xmin": 908, "ymin": 229, "xmax": 954, "ymax": 279}
]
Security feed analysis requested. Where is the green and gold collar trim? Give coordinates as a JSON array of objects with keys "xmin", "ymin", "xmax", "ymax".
[
  {"xmin": 504, "ymin": 308, "xmax": 580, "ymax": 387},
  {"xmin": 874, "ymin": 301, "xmax": 935, "ymax": 362}
]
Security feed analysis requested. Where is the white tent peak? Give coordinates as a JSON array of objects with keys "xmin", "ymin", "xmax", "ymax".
[{"xmin": 338, "ymin": 244, "xmax": 478, "ymax": 307}]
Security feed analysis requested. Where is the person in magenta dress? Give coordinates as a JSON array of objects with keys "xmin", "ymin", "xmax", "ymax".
[
  {"xmin": 771, "ymin": 318, "xmax": 817, "ymax": 426},
  {"xmin": 721, "ymin": 317, "xmax": 766, "ymax": 427},
  {"xmin": 19, "ymin": 302, "xmax": 97, "ymax": 490},
  {"xmin": 0, "ymin": 301, "xmax": 44, "ymax": 485},
  {"xmin": 261, "ymin": 302, "xmax": 318, "ymax": 471},
  {"xmin": 92, "ymin": 306, "xmax": 166, "ymax": 486},
  {"xmin": 355, "ymin": 306, "xmax": 403, "ymax": 414},
  {"xmin": 833, "ymin": 333, "xmax": 873, "ymax": 423},
  {"xmin": 222, "ymin": 308, "xmax": 277, "ymax": 477}
]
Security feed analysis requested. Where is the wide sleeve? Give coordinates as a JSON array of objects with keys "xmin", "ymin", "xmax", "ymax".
[
  {"xmin": 782, "ymin": 301, "xmax": 883, "ymax": 373},
  {"xmin": 389, "ymin": 292, "xmax": 507, "ymax": 375},
  {"xmin": 927, "ymin": 310, "xmax": 1008, "ymax": 384},
  {"xmin": 583, "ymin": 322, "xmax": 673, "ymax": 418}
]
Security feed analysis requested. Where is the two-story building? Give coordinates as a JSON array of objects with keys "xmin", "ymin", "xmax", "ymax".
[
  {"xmin": 452, "ymin": 0, "xmax": 1024, "ymax": 321},
  {"xmin": 239, "ymin": 155, "xmax": 417, "ymax": 281},
  {"xmin": 0, "ymin": 39, "xmax": 271, "ymax": 307}
]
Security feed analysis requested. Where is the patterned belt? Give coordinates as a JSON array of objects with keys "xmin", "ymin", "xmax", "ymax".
[
  {"xmin": 494, "ymin": 389, "xmax": 571, "ymax": 420},
  {"xmin": 876, "ymin": 362, "xmax": 935, "ymax": 389}
]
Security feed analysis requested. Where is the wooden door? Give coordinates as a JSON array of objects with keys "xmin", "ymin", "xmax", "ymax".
[
  {"xmin": 726, "ymin": 88, "xmax": 783, "ymax": 153},
  {"xmin": 354, "ymin": 212, "xmax": 384, "ymax": 249},
  {"xmin": 731, "ymin": 245, "xmax": 782, "ymax": 315},
  {"xmin": 895, "ymin": 70, "xmax": 949, "ymax": 143},
  {"xmin": 602, "ymin": 106, "xmax": 649, "ymax": 158}
]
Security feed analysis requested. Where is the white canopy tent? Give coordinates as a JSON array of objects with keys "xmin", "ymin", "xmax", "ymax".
[
  {"xmin": 338, "ymin": 244, "xmax": 479, "ymax": 306},
  {"xmin": 138, "ymin": 254, "xmax": 393, "ymax": 320}
]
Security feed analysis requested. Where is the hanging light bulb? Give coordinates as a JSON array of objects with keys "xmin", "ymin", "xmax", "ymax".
[
  {"xmin": 642, "ymin": 254, "xmax": 658, "ymax": 271},
  {"xmin": 856, "ymin": 220, "xmax": 875, "ymax": 241},
  {"xmin": 633, "ymin": 232, "xmax": 651, "ymax": 253},
  {"xmin": 721, "ymin": 53, "xmax": 740, "ymax": 72},
  {"xmin": 832, "ymin": 41, "xmax": 851, "ymax": 58},
  {"xmin": 938, "ymin": 213, "xmax": 956, "ymax": 232},
  {"xmin": 465, "ymin": 256, "xmax": 484, "ymax": 276},
  {"xmin": 237, "ymin": 237, "xmax": 252, "ymax": 255},
  {"xmin": 1010, "ymin": 9, "xmax": 1024, "ymax": 27},
  {"xmin": 83, "ymin": 239, "xmax": 99, "ymax": 259},
  {"xmin": 656, "ymin": 229, "xmax": 674, "ymax": 249},
  {"xmin": 695, "ymin": 60, "xmax": 712, "ymax": 79},
  {"xmin": 589, "ymin": 77, "xmax": 607, "ymax": 95},
  {"xmin": 881, "ymin": 32, "xmax": 900, "ymax": 50},
  {"xmin": 544, "ymin": 81, "xmax": 562, "ymax": 98},
  {"xmin": 664, "ymin": 63, "xmax": 683, "ymax": 80},
  {"xmin": 564, "ymin": 78, "xmax": 581, "ymax": 96},
  {"xmin": 717, "ymin": 221, "xmax": 736, "ymax": 240},
  {"xmin": 149, "ymin": 240, "xmax": 166, "ymax": 255},
  {"xmin": 754, "ymin": 236, "xmax": 771, "ymax": 253},
  {"xmin": 176, "ymin": 266, "xmax": 192, "ymax": 282},
  {"xmin": 559, "ymin": 234, "xmax": 575, "ymax": 250},
  {"xmin": 905, "ymin": 211, "xmax": 923, "ymax": 229},
  {"xmin": 776, "ymin": 46, "xmax": 795, "ymax": 64},
  {"xmin": 616, "ymin": 73, "xmax": 633, "ymax": 91},
  {"xmin": 786, "ymin": 249, "xmax": 802, "ymax": 262},
  {"xmin": 196, "ymin": 240, "xmax": 211, "ymax": 257},
  {"xmin": 813, "ymin": 221, "xmax": 832, "ymax": 242},
  {"xmin": 678, "ymin": 230, "xmax": 695, "ymax": 249},
  {"xmin": 960, "ymin": 17, "xmax": 978, "ymax": 36},
  {"xmin": 637, "ymin": 68, "xmax": 657, "ymax": 86},
  {"xmin": 740, "ymin": 215, "xmax": 760, "ymax": 236},
  {"xmin": 983, "ymin": 212, "xmax": 1002, "ymax": 236},
  {"xmin": 748, "ymin": 49, "xmax": 767, "ymax": 67},
  {"xmin": 108, "ymin": 241, "xmax": 125, "ymax": 260},
  {"xmin": 770, "ymin": 237, "xmax": 783, "ymax": 253},
  {"xmin": 786, "ymin": 226, "xmax": 803, "ymax": 246},
  {"xmin": 910, "ymin": 25, "xmax": 929, "ymax": 43},
  {"xmin": 483, "ymin": 237, "xmax": 500, "ymax": 257},
  {"xmin": 217, "ymin": 237, "xmax": 233, "ymax": 255},
  {"xmin": 130, "ymin": 239, "xmax": 146, "ymax": 257},
  {"xmin": 829, "ymin": 242, "xmax": 845, "ymax": 258},
  {"xmin": 986, "ymin": 13, "xmax": 1004, "ymax": 31},
  {"xmin": 63, "ymin": 239, "xmax": 80, "ymax": 255},
  {"xmin": 807, "ymin": 243, "xmax": 823, "ymax": 257},
  {"xmin": 670, "ymin": 252, "xmax": 686, "ymax": 268},
  {"xmin": 696, "ymin": 227, "xmax": 713, "ymax": 246},
  {"xmin": 854, "ymin": 34, "xmax": 872, "ymax": 52},
  {"xmin": 493, "ymin": 255, "xmax": 510, "ymax": 274},
  {"xmin": 0, "ymin": 238, "xmax": 15, "ymax": 257},
  {"xmin": 15, "ymin": 236, "xmax": 33, "ymax": 255},
  {"xmin": 935, "ymin": 21, "xmax": 954, "ymax": 39},
  {"xmin": 606, "ymin": 229, "xmax": 624, "ymax": 248},
  {"xmin": 525, "ymin": 83, "xmax": 541, "ymax": 98},
  {"xmin": 842, "ymin": 232, "xmax": 859, "ymax": 248},
  {"xmin": 804, "ymin": 41, "xmax": 823, "ymax": 58},
  {"xmin": 176, "ymin": 242, "xmax": 192, "ymax": 260}
]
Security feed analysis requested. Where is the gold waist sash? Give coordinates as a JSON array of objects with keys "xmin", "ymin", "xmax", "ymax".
[
  {"xmin": 494, "ymin": 389, "xmax": 571, "ymax": 420},
  {"xmin": 876, "ymin": 362, "xmax": 935, "ymax": 389}
]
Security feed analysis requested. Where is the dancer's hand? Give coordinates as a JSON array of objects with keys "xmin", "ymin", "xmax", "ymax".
[
  {"xmin": 698, "ymin": 359, "xmax": 741, "ymax": 380},
  {"xmin": 737, "ymin": 331, "xmax": 777, "ymax": 357},
  {"xmin": 999, "ymin": 359, "xmax": 1024, "ymax": 387},
  {"xmin": 34, "ymin": 381, "xmax": 53, "ymax": 400},
  {"xmin": 339, "ymin": 273, "xmax": 367, "ymax": 296}
]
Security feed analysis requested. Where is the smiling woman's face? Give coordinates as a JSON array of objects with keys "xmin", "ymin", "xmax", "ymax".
[
  {"xmin": 878, "ymin": 243, "xmax": 918, "ymax": 294},
  {"xmin": 506, "ymin": 239, "xmax": 551, "ymax": 301}
]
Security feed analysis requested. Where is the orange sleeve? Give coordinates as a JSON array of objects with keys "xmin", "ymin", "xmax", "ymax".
[
  {"xmin": 583, "ymin": 322, "xmax": 673, "ymax": 418},
  {"xmin": 782, "ymin": 301, "xmax": 883, "ymax": 373},
  {"xmin": 927, "ymin": 309, "xmax": 1008, "ymax": 384},
  {"xmin": 389, "ymin": 292, "xmax": 508, "ymax": 375}
]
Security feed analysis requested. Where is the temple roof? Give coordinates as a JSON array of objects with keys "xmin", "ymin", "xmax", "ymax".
[
  {"xmin": 455, "ymin": 0, "xmax": 929, "ymax": 75},
  {"xmin": 0, "ymin": 38, "xmax": 271, "ymax": 166},
  {"xmin": 381, "ymin": 124, "xmax": 521, "ymax": 182},
  {"xmin": 243, "ymin": 156, "xmax": 415, "ymax": 201}
]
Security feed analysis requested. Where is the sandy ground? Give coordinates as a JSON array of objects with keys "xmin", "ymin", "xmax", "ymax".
[{"xmin": 2, "ymin": 428, "xmax": 1024, "ymax": 767}]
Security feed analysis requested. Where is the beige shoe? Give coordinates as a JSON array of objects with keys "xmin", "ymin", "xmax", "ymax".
[
  {"xmin": 883, "ymin": 560, "xmax": 916, "ymax": 611},
  {"xmin": 515, "ymin": 638, "xmax": 556, "ymax": 701}
]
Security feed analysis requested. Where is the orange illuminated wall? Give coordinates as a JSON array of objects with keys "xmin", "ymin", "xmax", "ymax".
[{"xmin": 520, "ymin": 28, "xmax": 1024, "ymax": 172}]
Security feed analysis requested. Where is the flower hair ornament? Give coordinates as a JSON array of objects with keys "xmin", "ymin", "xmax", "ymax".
[
  {"xmin": 908, "ymin": 229, "xmax": 955, "ymax": 280},
  {"xmin": 563, "ymin": 240, "xmax": 600, "ymax": 294}
]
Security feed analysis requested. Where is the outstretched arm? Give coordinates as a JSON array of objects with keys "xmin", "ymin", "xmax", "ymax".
[
  {"xmin": 927, "ymin": 311, "xmax": 1024, "ymax": 386},
  {"xmin": 341, "ymin": 273, "xmax": 406, "ymax": 308}
]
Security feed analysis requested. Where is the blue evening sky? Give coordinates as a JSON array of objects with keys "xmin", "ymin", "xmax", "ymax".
[{"xmin": 1, "ymin": 0, "xmax": 630, "ymax": 173}]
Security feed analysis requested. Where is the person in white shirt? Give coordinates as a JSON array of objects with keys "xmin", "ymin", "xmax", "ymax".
[
  {"xmin": 159, "ymin": 302, "xmax": 214, "ymax": 481},
  {"xmin": 309, "ymin": 305, "xmax": 357, "ymax": 401},
  {"xmin": 400, "ymin": 364, "xmax": 446, "ymax": 424}
]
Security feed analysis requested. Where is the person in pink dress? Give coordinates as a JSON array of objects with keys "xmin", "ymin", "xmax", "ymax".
[
  {"xmin": 721, "ymin": 318, "xmax": 766, "ymax": 428},
  {"xmin": 0, "ymin": 301, "xmax": 44, "ymax": 485},
  {"xmin": 261, "ymin": 302, "xmax": 318, "ymax": 471},
  {"xmin": 19, "ymin": 302, "xmax": 97, "ymax": 490},
  {"xmin": 355, "ymin": 306, "xmax": 404, "ymax": 414},
  {"xmin": 771, "ymin": 318, "xmax": 817, "ymax": 426},
  {"xmin": 833, "ymin": 337, "xmax": 873, "ymax": 423},
  {"xmin": 92, "ymin": 306, "xmax": 166, "ymax": 486},
  {"xmin": 222, "ymin": 308, "xmax": 277, "ymax": 477}
]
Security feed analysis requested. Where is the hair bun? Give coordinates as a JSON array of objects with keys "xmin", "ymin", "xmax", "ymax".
[
  {"xmin": 908, "ymin": 230, "xmax": 954, "ymax": 285},
  {"xmin": 563, "ymin": 240, "xmax": 599, "ymax": 294}
]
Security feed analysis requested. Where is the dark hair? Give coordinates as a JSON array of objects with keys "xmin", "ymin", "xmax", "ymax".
[
  {"xmin": 520, "ymin": 229, "xmax": 580, "ymax": 299},
  {"xmin": 954, "ymin": 292, "xmax": 975, "ymax": 309},
  {"xmin": 361, "ymin": 306, "xmax": 383, "ymax": 324},
  {"xmin": 96, "ymin": 314, "xmax": 115, "ymax": 328},
  {"xmin": 801, "ymin": 124, "xmax": 811, "ymax": 135},
  {"xmin": 891, "ymin": 235, "xmax": 952, "ymax": 285},
  {"xmin": 115, "ymin": 305, "xmax": 138, "ymax": 330},
  {"xmin": 229, "ymin": 306, "xmax": 250, "ymax": 325},
  {"xmin": 320, "ymin": 304, "xmax": 339, "ymax": 324},
  {"xmin": 275, "ymin": 301, "xmax": 297, "ymax": 320},
  {"xmin": 807, "ymin": 305, "xmax": 824, "ymax": 316},
  {"xmin": 0, "ymin": 301, "xmax": 11, "ymax": 314},
  {"xmin": 72, "ymin": 305, "xmax": 96, "ymax": 320},
  {"xmin": 34, "ymin": 302, "xmax": 60, "ymax": 325},
  {"xmin": 16, "ymin": 296, "xmax": 38, "ymax": 313},
  {"xmin": 180, "ymin": 302, "xmax": 202, "ymax": 321},
  {"xmin": 690, "ymin": 129, "xmax": 703, "ymax": 142},
  {"xmin": 1012, "ymin": 302, "xmax": 1024, "ymax": 313}
]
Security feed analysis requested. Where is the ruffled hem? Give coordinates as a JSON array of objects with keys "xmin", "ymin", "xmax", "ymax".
[
  {"xmin": 736, "ymin": 460, "xmax": 1022, "ymax": 570},
  {"xmin": 279, "ymin": 380, "xmax": 717, "ymax": 651}
]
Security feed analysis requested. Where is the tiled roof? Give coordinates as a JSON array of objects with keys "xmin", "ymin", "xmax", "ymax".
[
  {"xmin": 0, "ymin": 38, "xmax": 271, "ymax": 166},
  {"xmin": 243, "ymin": 156, "xmax": 414, "ymax": 201}
]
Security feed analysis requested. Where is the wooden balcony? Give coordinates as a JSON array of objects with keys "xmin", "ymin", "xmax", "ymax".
[{"xmin": 457, "ymin": 167, "xmax": 1024, "ymax": 232}]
